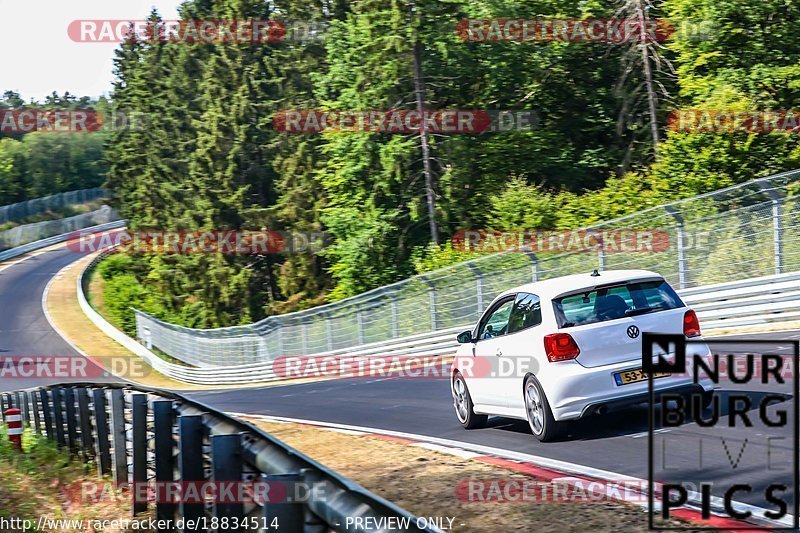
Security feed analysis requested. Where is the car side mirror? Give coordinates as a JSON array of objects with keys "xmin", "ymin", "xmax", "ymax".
[{"xmin": 457, "ymin": 330, "xmax": 474, "ymax": 344}]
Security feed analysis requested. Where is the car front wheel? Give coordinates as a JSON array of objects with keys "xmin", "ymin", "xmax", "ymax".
[
  {"xmin": 452, "ymin": 371, "xmax": 487, "ymax": 429},
  {"xmin": 524, "ymin": 375, "xmax": 562, "ymax": 442}
]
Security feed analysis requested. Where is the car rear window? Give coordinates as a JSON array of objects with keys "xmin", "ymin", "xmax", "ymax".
[{"xmin": 553, "ymin": 279, "xmax": 684, "ymax": 328}]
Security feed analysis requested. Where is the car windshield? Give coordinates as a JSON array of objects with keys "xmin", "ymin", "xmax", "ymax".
[{"xmin": 553, "ymin": 279, "xmax": 684, "ymax": 328}]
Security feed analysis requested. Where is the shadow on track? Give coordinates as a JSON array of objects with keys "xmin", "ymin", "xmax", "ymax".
[{"xmin": 483, "ymin": 390, "xmax": 792, "ymax": 442}]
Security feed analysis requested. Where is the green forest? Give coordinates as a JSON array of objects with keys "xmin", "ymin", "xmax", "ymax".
[
  {"xmin": 0, "ymin": 92, "xmax": 108, "ymax": 204},
  {"xmin": 13, "ymin": 0, "xmax": 800, "ymax": 332}
]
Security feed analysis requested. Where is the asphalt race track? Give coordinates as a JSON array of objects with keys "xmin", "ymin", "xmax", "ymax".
[
  {"xmin": 2, "ymin": 244, "xmax": 799, "ymax": 516},
  {"xmin": 0, "ymin": 248, "xmax": 122, "ymax": 390}
]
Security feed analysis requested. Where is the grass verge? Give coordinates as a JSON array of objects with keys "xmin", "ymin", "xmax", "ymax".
[
  {"xmin": 47, "ymin": 252, "xmax": 318, "ymax": 390},
  {"xmin": 0, "ymin": 426, "xmax": 144, "ymax": 531},
  {"xmin": 44, "ymin": 254, "xmax": 199, "ymax": 390}
]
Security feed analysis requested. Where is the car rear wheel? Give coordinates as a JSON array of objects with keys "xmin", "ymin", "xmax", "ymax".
[
  {"xmin": 524, "ymin": 375, "xmax": 562, "ymax": 442},
  {"xmin": 452, "ymin": 372, "xmax": 487, "ymax": 429}
]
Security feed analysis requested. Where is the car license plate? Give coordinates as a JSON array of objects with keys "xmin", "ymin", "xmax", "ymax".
[{"xmin": 613, "ymin": 367, "xmax": 670, "ymax": 386}]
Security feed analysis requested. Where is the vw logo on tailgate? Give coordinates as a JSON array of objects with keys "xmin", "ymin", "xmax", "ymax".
[{"xmin": 627, "ymin": 325, "xmax": 640, "ymax": 338}]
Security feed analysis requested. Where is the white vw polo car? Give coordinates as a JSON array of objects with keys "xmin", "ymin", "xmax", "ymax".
[{"xmin": 451, "ymin": 269, "xmax": 714, "ymax": 441}]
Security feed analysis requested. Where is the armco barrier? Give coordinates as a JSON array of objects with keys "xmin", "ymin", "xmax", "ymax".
[
  {"xmin": 0, "ymin": 219, "xmax": 126, "ymax": 263},
  {"xmin": 0, "ymin": 384, "xmax": 433, "ymax": 532},
  {"xmin": 77, "ymin": 247, "xmax": 800, "ymax": 385}
]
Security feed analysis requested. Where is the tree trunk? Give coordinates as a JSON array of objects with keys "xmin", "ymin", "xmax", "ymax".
[
  {"xmin": 635, "ymin": 0, "xmax": 660, "ymax": 151},
  {"xmin": 412, "ymin": 38, "xmax": 439, "ymax": 244}
]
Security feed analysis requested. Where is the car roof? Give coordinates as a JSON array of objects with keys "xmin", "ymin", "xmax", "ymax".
[{"xmin": 497, "ymin": 269, "xmax": 665, "ymax": 302}]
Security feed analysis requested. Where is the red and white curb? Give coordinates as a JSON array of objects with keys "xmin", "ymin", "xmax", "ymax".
[{"xmin": 234, "ymin": 413, "xmax": 784, "ymax": 530}]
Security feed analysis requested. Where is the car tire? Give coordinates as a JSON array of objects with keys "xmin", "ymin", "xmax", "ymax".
[
  {"xmin": 452, "ymin": 371, "xmax": 487, "ymax": 429},
  {"xmin": 524, "ymin": 375, "xmax": 562, "ymax": 442}
]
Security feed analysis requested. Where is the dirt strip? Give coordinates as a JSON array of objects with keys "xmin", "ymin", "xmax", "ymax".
[{"xmin": 244, "ymin": 418, "xmax": 698, "ymax": 532}]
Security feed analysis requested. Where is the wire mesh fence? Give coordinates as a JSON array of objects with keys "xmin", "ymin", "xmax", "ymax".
[
  {"xmin": 0, "ymin": 204, "xmax": 120, "ymax": 251},
  {"xmin": 134, "ymin": 170, "xmax": 800, "ymax": 367},
  {"xmin": 0, "ymin": 187, "xmax": 107, "ymax": 225}
]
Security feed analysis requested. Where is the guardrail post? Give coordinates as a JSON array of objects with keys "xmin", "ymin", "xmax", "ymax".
[
  {"xmin": 153, "ymin": 400, "xmax": 176, "ymax": 523},
  {"xmin": 467, "ymin": 264, "xmax": 484, "ymax": 313},
  {"xmin": 301, "ymin": 323, "xmax": 309, "ymax": 355},
  {"xmin": 52, "ymin": 388, "xmax": 66, "ymax": 449},
  {"xmin": 276, "ymin": 325, "xmax": 284, "ymax": 357},
  {"xmin": 598, "ymin": 244, "xmax": 606, "ymax": 271},
  {"xmin": 430, "ymin": 288, "xmax": 438, "ymax": 331},
  {"xmin": 132, "ymin": 394, "xmax": 148, "ymax": 515},
  {"xmin": 325, "ymin": 312, "xmax": 335, "ymax": 351},
  {"xmin": 391, "ymin": 296, "xmax": 399, "ymax": 338},
  {"xmin": 211, "ymin": 433, "xmax": 244, "ymax": 520},
  {"xmin": 109, "ymin": 389, "xmax": 128, "ymax": 487},
  {"xmin": 40, "ymin": 390, "xmax": 53, "ymax": 440},
  {"xmin": 31, "ymin": 392, "xmax": 41, "ymax": 434},
  {"xmin": 357, "ymin": 308, "xmax": 365, "ymax": 345},
  {"xmin": 92, "ymin": 389, "xmax": 112, "ymax": 476},
  {"xmin": 263, "ymin": 473, "xmax": 305, "ymax": 531},
  {"xmin": 178, "ymin": 415, "xmax": 206, "ymax": 526},
  {"xmin": 773, "ymin": 199, "xmax": 783, "ymax": 274},
  {"xmin": 20, "ymin": 392, "xmax": 30, "ymax": 427},
  {"xmin": 14, "ymin": 392, "xmax": 22, "ymax": 421},
  {"xmin": 665, "ymin": 207, "xmax": 688, "ymax": 289},
  {"xmin": 64, "ymin": 388, "xmax": 80, "ymax": 455},
  {"xmin": 77, "ymin": 388, "xmax": 94, "ymax": 462},
  {"xmin": 758, "ymin": 184, "xmax": 784, "ymax": 275},
  {"xmin": 422, "ymin": 278, "xmax": 437, "ymax": 331}
]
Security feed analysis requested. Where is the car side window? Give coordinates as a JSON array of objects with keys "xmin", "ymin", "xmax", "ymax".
[
  {"xmin": 478, "ymin": 299, "xmax": 515, "ymax": 340},
  {"xmin": 508, "ymin": 292, "xmax": 542, "ymax": 334}
]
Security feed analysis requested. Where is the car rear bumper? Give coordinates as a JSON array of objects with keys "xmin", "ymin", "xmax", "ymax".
[
  {"xmin": 543, "ymin": 343, "xmax": 715, "ymax": 421},
  {"xmin": 579, "ymin": 382, "xmax": 706, "ymax": 418}
]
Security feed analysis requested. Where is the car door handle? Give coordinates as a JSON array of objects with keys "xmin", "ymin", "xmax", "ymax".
[{"xmin": 495, "ymin": 349, "xmax": 503, "ymax": 357}]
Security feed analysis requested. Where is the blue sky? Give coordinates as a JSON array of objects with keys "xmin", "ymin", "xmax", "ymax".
[{"xmin": 0, "ymin": 0, "xmax": 181, "ymax": 102}]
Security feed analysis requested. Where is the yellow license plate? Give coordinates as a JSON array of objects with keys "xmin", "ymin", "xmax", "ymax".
[{"xmin": 613, "ymin": 368, "xmax": 669, "ymax": 386}]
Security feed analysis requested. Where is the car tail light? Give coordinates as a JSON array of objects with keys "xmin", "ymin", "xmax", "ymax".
[
  {"xmin": 684, "ymin": 309, "xmax": 701, "ymax": 338},
  {"xmin": 544, "ymin": 333, "xmax": 581, "ymax": 362}
]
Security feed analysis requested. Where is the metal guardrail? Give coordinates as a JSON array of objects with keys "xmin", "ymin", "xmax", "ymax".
[
  {"xmin": 0, "ymin": 218, "xmax": 125, "ymax": 262},
  {"xmin": 0, "ymin": 383, "xmax": 434, "ymax": 533},
  {"xmin": 77, "ymin": 245, "xmax": 800, "ymax": 385},
  {"xmin": 134, "ymin": 171, "xmax": 800, "ymax": 367}
]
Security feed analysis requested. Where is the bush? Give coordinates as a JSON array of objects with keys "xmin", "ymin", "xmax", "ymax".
[
  {"xmin": 97, "ymin": 253, "xmax": 135, "ymax": 281},
  {"xmin": 102, "ymin": 273, "xmax": 147, "ymax": 335}
]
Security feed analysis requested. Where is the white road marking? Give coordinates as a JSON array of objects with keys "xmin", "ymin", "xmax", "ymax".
[
  {"xmin": 628, "ymin": 428, "xmax": 670, "ymax": 439},
  {"xmin": 318, "ymin": 427, "xmax": 368, "ymax": 436},
  {"xmin": 411, "ymin": 442, "xmax": 481, "ymax": 459},
  {"xmin": 0, "ymin": 248, "xmax": 54, "ymax": 274}
]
